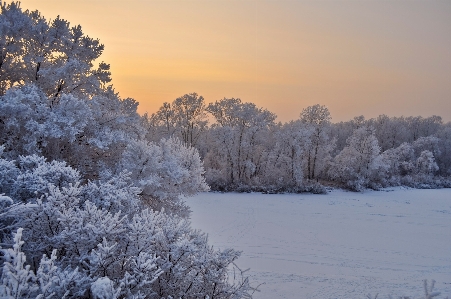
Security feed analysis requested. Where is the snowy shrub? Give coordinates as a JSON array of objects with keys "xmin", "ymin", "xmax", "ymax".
[
  {"xmin": 0, "ymin": 146, "xmax": 19, "ymax": 195},
  {"xmin": 0, "ymin": 153, "xmax": 251, "ymax": 298},
  {"xmin": 91, "ymin": 277, "xmax": 120, "ymax": 299},
  {"xmin": 80, "ymin": 171, "xmax": 141, "ymax": 215},
  {"xmin": 0, "ymin": 228, "xmax": 89, "ymax": 299},
  {"xmin": 327, "ymin": 126, "xmax": 387, "ymax": 191},
  {"xmin": 301, "ymin": 181, "xmax": 328, "ymax": 194},
  {"xmin": 0, "ymin": 194, "xmax": 13, "ymax": 214},
  {"xmin": 1, "ymin": 191, "xmax": 252, "ymax": 299},
  {"xmin": 416, "ymin": 150, "xmax": 439, "ymax": 175},
  {"xmin": 0, "ymin": 85, "xmax": 92, "ymax": 158},
  {"xmin": 12, "ymin": 155, "xmax": 80, "ymax": 202},
  {"xmin": 121, "ymin": 137, "xmax": 209, "ymax": 217}
]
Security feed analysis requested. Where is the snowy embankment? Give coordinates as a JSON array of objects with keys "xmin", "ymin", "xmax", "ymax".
[{"xmin": 187, "ymin": 188, "xmax": 451, "ymax": 299}]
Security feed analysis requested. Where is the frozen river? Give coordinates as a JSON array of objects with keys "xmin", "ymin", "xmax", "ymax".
[{"xmin": 187, "ymin": 188, "xmax": 451, "ymax": 299}]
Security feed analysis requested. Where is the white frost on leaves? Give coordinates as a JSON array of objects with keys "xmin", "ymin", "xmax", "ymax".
[{"xmin": 91, "ymin": 277, "xmax": 119, "ymax": 299}]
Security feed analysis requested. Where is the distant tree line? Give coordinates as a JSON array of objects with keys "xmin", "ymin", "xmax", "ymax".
[{"xmin": 147, "ymin": 94, "xmax": 451, "ymax": 192}]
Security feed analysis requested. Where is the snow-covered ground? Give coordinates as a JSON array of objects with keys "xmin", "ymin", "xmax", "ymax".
[{"xmin": 186, "ymin": 188, "xmax": 451, "ymax": 299}]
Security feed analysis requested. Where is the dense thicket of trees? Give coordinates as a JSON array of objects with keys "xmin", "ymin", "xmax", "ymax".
[
  {"xmin": 0, "ymin": 3, "xmax": 252, "ymax": 298},
  {"xmin": 150, "ymin": 98, "xmax": 451, "ymax": 192}
]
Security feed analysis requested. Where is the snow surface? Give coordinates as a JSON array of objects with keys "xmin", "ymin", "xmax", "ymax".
[{"xmin": 187, "ymin": 188, "xmax": 451, "ymax": 299}]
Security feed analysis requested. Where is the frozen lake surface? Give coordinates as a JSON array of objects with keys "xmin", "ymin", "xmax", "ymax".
[{"xmin": 187, "ymin": 188, "xmax": 451, "ymax": 299}]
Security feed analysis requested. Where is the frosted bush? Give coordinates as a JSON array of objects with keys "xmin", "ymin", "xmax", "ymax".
[
  {"xmin": 13, "ymin": 155, "xmax": 80, "ymax": 202},
  {"xmin": 91, "ymin": 277, "xmax": 120, "ymax": 299},
  {"xmin": 0, "ymin": 153, "xmax": 251, "ymax": 298}
]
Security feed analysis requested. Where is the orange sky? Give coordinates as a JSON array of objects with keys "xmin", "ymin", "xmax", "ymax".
[{"xmin": 17, "ymin": 0, "xmax": 451, "ymax": 123}]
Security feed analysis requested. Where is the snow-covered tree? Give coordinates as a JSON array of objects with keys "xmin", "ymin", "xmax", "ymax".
[
  {"xmin": 416, "ymin": 150, "xmax": 439, "ymax": 175},
  {"xmin": 205, "ymin": 98, "xmax": 276, "ymax": 189},
  {"xmin": 329, "ymin": 126, "xmax": 386, "ymax": 190},
  {"xmin": 380, "ymin": 142, "xmax": 416, "ymax": 179},
  {"xmin": 120, "ymin": 137, "xmax": 209, "ymax": 217},
  {"xmin": 300, "ymin": 104, "xmax": 334, "ymax": 181},
  {"xmin": 172, "ymin": 93, "xmax": 208, "ymax": 146},
  {"xmin": 273, "ymin": 121, "xmax": 312, "ymax": 186},
  {"xmin": 0, "ymin": 2, "xmax": 110, "ymax": 98},
  {"xmin": 371, "ymin": 114, "xmax": 408, "ymax": 152},
  {"xmin": 149, "ymin": 93, "xmax": 208, "ymax": 147},
  {"xmin": 435, "ymin": 124, "xmax": 451, "ymax": 176}
]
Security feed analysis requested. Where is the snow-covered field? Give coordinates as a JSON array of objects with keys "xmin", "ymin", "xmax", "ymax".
[{"xmin": 187, "ymin": 188, "xmax": 451, "ymax": 299}]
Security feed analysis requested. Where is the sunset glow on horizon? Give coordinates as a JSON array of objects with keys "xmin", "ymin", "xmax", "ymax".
[{"xmin": 18, "ymin": 0, "xmax": 451, "ymax": 123}]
